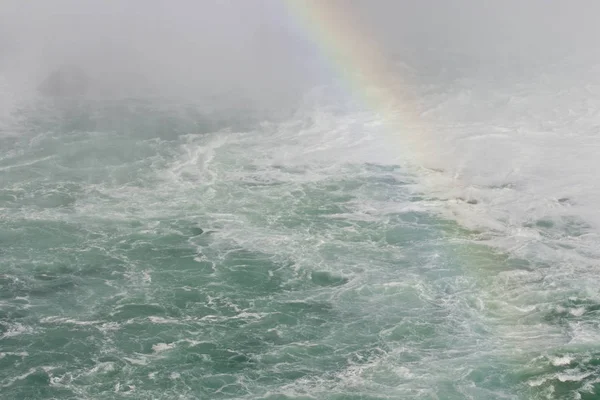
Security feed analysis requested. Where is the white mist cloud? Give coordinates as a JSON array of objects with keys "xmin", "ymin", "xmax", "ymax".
[
  {"xmin": 0, "ymin": 0, "xmax": 317, "ymax": 103},
  {"xmin": 1, "ymin": 0, "xmax": 599, "ymax": 102}
]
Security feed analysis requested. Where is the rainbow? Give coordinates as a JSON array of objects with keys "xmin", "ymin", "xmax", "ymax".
[
  {"xmin": 278, "ymin": 3, "xmax": 551, "ymax": 372},
  {"xmin": 280, "ymin": 3, "xmax": 547, "ymax": 368},
  {"xmin": 282, "ymin": 0, "xmax": 436, "ymax": 169}
]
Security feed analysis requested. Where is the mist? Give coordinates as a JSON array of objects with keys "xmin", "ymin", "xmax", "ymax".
[
  {"xmin": 2, "ymin": 0, "xmax": 599, "ymax": 105},
  {"xmin": 1, "ymin": 0, "xmax": 317, "ymax": 105}
]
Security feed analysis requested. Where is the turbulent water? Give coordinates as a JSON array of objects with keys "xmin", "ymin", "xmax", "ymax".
[{"xmin": 2, "ymin": 59, "xmax": 600, "ymax": 400}]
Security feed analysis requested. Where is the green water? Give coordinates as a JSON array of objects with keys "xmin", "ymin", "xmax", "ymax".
[{"xmin": 1, "ymin": 100, "xmax": 599, "ymax": 399}]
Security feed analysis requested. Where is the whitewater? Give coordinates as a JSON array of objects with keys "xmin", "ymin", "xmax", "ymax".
[{"xmin": 2, "ymin": 3, "xmax": 600, "ymax": 400}]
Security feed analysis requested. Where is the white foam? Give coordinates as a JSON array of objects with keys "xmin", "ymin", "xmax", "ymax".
[
  {"xmin": 1, "ymin": 323, "xmax": 33, "ymax": 338},
  {"xmin": 152, "ymin": 342, "xmax": 175, "ymax": 353},
  {"xmin": 557, "ymin": 371, "xmax": 591, "ymax": 382},
  {"xmin": 87, "ymin": 362, "xmax": 116, "ymax": 375},
  {"xmin": 551, "ymin": 355, "xmax": 574, "ymax": 366},
  {"xmin": 40, "ymin": 316, "xmax": 102, "ymax": 326},
  {"xmin": 148, "ymin": 316, "xmax": 179, "ymax": 324},
  {"xmin": 569, "ymin": 307, "xmax": 586, "ymax": 317},
  {"xmin": 1, "ymin": 368, "xmax": 38, "ymax": 388}
]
